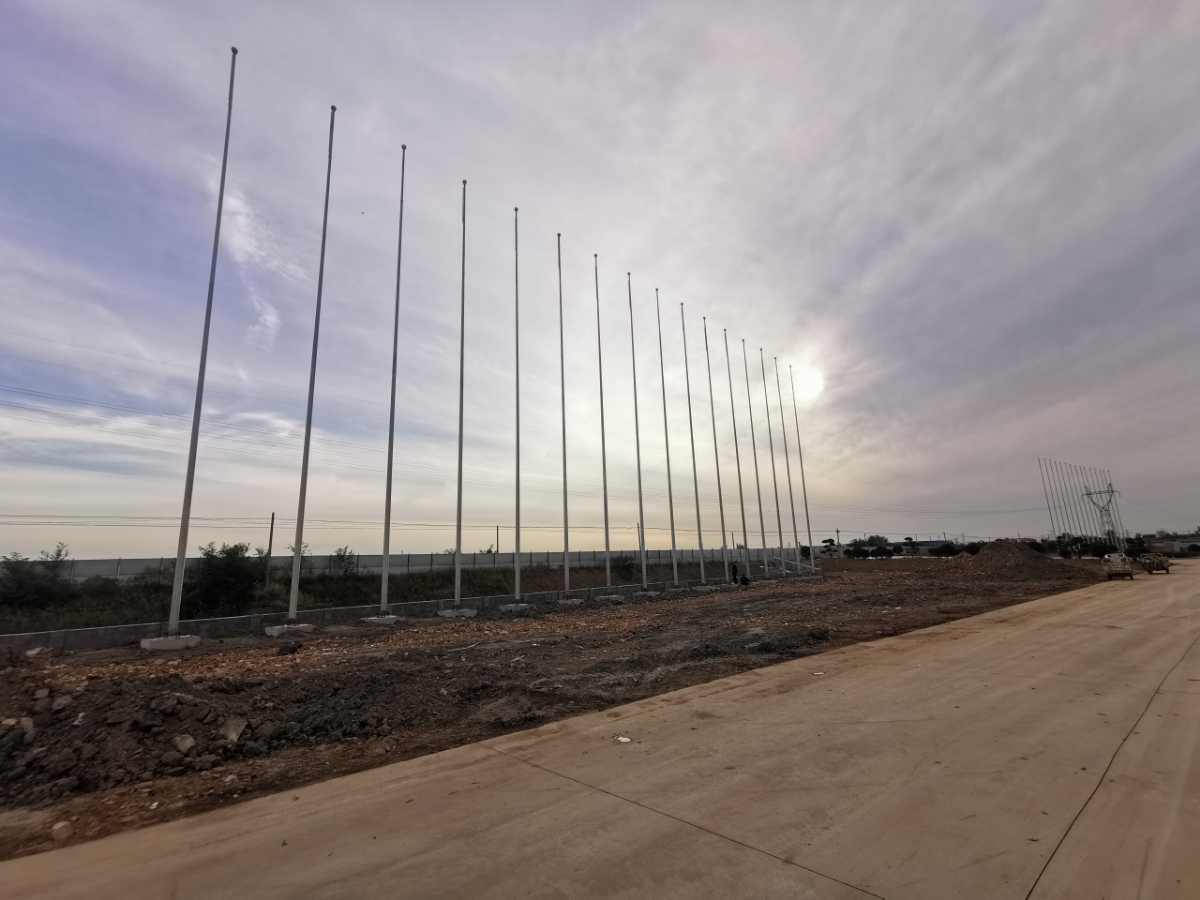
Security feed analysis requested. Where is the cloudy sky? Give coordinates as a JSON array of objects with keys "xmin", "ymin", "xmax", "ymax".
[{"xmin": 2, "ymin": 0, "xmax": 1199, "ymax": 559}]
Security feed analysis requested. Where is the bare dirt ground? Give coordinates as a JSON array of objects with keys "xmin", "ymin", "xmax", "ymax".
[{"xmin": 0, "ymin": 545, "xmax": 1099, "ymax": 860}]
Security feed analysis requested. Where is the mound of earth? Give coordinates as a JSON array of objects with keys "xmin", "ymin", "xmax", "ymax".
[{"xmin": 952, "ymin": 541, "xmax": 1096, "ymax": 581}]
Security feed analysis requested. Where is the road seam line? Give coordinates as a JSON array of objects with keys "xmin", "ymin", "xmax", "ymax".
[
  {"xmin": 485, "ymin": 744, "xmax": 885, "ymax": 899},
  {"xmin": 1023, "ymin": 628, "xmax": 1200, "ymax": 900}
]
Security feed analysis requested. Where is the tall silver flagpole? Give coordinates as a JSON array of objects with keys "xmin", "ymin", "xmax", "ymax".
[
  {"xmin": 702, "ymin": 318, "xmax": 729, "ymax": 581},
  {"xmin": 679, "ymin": 303, "xmax": 704, "ymax": 583},
  {"xmin": 723, "ymin": 330, "xmax": 750, "ymax": 575},
  {"xmin": 1037, "ymin": 457, "xmax": 1057, "ymax": 538},
  {"xmin": 773, "ymin": 356, "xmax": 800, "ymax": 570},
  {"xmin": 557, "ymin": 233, "xmax": 570, "ymax": 592},
  {"xmin": 628, "ymin": 274, "xmax": 648, "ymax": 587},
  {"xmin": 513, "ymin": 207, "xmax": 521, "ymax": 599},
  {"xmin": 789, "ymin": 365, "xmax": 817, "ymax": 573},
  {"xmin": 380, "ymin": 143, "xmax": 407, "ymax": 613},
  {"xmin": 594, "ymin": 254, "xmax": 612, "ymax": 587},
  {"xmin": 741, "ymin": 339, "xmax": 769, "ymax": 573},
  {"xmin": 654, "ymin": 289, "xmax": 679, "ymax": 586},
  {"xmin": 168, "ymin": 46, "xmax": 238, "ymax": 637},
  {"xmin": 288, "ymin": 104, "xmax": 337, "ymax": 622},
  {"xmin": 759, "ymin": 347, "xmax": 784, "ymax": 569},
  {"xmin": 452, "ymin": 180, "xmax": 467, "ymax": 605}
]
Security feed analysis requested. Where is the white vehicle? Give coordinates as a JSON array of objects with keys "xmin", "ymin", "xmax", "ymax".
[{"xmin": 1102, "ymin": 553, "xmax": 1134, "ymax": 580}]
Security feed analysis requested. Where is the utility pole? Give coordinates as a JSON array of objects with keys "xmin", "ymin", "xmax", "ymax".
[
  {"xmin": 627, "ymin": 274, "xmax": 648, "ymax": 588},
  {"xmin": 788, "ymin": 365, "xmax": 817, "ymax": 573},
  {"xmin": 654, "ymin": 289, "xmax": 678, "ymax": 586},
  {"xmin": 773, "ymin": 358, "xmax": 800, "ymax": 571},
  {"xmin": 701, "ymin": 316, "xmax": 728, "ymax": 581},
  {"xmin": 288, "ymin": 104, "xmax": 337, "ymax": 624},
  {"xmin": 722, "ymin": 330, "xmax": 750, "ymax": 576},
  {"xmin": 741, "ymin": 339, "xmax": 769, "ymax": 573},
  {"xmin": 452, "ymin": 180, "xmax": 467, "ymax": 605},
  {"xmin": 264, "ymin": 511, "xmax": 274, "ymax": 588},
  {"xmin": 557, "ymin": 234, "xmax": 570, "ymax": 592},
  {"xmin": 513, "ymin": 207, "xmax": 521, "ymax": 599},
  {"xmin": 680, "ymin": 303, "xmax": 704, "ymax": 583},
  {"xmin": 167, "ymin": 46, "xmax": 238, "ymax": 639},
  {"xmin": 594, "ymin": 254, "xmax": 611, "ymax": 587},
  {"xmin": 380, "ymin": 143, "xmax": 407, "ymax": 614},
  {"xmin": 759, "ymin": 348, "xmax": 784, "ymax": 570}
]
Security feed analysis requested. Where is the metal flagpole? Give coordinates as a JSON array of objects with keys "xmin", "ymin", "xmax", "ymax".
[
  {"xmin": 452, "ymin": 180, "xmax": 467, "ymax": 605},
  {"xmin": 789, "ymin": 365, "xmax": 817, "ymax": 573},
  {"xmin": 380, "ymin": 143, "xmax": 407, "ymax": 613},
  {"xmin": 628, "ymin": 274, "xmax": 648, "ymax": 587},
  {"xmin": 723, "ymin": 330, "xmax": 750, "ymax": 576},
  {"xmin": 773, "ymin": 357, "xmax": 800, "ymax": 571},
  {"xmin": 1058, "ymin": 459, "xmax": 1083, "ymax": 540},
  {"xmin": 594, "ymin": 254, "xmax": 611, "ymax": 586},
  {"xmin": 1051, "ymin": 460, "xmax": 1070, "ymax": 540},
  {"xmin": 168, "ymin": 46, "xmax": 238, "ymax": 637},
  {"xmin": 679, "ymin": 303, "xmax": 704, "ymax": 583},
  {"xmin": 1048, "ymin": 459, "xmax": 1068, "ymax": 537},
  {"xmin": 513, "ymin": 208, "xmax": 521, "ymax": 599},
  {"xmin": 263, "ymin": 511, "xmax": 274, "ymax": 588},
  {"xmin": 288, "ymin": 104, "xmax": 337, "ymax": 622},
  {"xmin": 741, "ymin": 339, "xmax": 769, "ymax": 573},
  {"xmin": 654, "ymin": 289, "xmax": 679, "ymax": 586},
  {"xmin": 702, "ymin": 318, "xmax": 729, "ymax": 581},
  {"xmin": 1070, "ymin": 463, "xmax": 1092, "ymax": 541},
  {"xmin": 1089, "ymin": 466, "xmax": 1107, "ymax": 543},
  {"xmin": 759, "ymin": 348, "xmax": 785, "ymax": 569},
  {"xmin": 557, "ymin": 234, "xmax": 570, "ymax": 592},
  {"xmin": 1037, "ymin": 457, "xmax": 1057, "ymax": 538}
]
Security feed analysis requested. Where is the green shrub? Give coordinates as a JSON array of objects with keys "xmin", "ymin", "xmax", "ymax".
[
  {"xmin": 186, "ymin": 542, "xmax": 257, "ymax": 616},
  {"xmin": 0, "ymin": 547, "xmax": 78, "ymax": 609}
]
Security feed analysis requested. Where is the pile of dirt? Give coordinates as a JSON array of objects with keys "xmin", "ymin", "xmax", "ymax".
[
  {"xmin": 0, "ymin": 659, "xmax": 479, "ymax": 807},
  {"xmin": 951, "ymin": 541, "xmax": 1098, "ymax": 582}
]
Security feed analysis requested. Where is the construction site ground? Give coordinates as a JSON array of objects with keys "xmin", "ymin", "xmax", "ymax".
[{"xmin": 0, "ymin": 547, "xmax": 1100, "ymax": 862}]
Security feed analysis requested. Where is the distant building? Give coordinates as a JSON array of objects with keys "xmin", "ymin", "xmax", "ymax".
[{"xmin": 1149, "ymin": 535, "xmax": 1200, "ymax": 555}]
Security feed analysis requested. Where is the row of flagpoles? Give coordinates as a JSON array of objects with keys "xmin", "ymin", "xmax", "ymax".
[{"xmin": 165, "ymin": 48, "xmax": 817, "ymax": 635}]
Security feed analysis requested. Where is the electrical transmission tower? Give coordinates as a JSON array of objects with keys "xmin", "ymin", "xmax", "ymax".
[{"xmin": 1083, "ymin": 479, "xmax": 1125, "ymax": 553}]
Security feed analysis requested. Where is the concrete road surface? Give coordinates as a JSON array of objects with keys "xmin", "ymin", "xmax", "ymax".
[{"xmin": 4, "ymin": 564, "xmax": 1198, "ymax": 899}]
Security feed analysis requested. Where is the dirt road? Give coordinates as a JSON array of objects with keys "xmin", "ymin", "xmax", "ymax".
[{"xmin": 2, "ymin": 559, "xmax": 1195, "ymax": 898}]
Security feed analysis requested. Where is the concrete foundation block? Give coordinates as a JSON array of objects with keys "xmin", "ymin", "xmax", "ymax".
[
  {"xmin": 437, "ymin": 608, "xmax": 477, "ymax": 619},
  {"xmin": 595, "ymin": 594, "xmax": 623, "ymax": 603},
  {"xmin": 140, "ymin": 635, "xmax": 201, "ymax": 652},
  {"xmin": 632, "ymin": 591, "xmax": 661, "ymax": 601},
  {"xmin": 360, "ymin": 615, "xmax": 400, "ymax": 626},
  {"xmin": 498, "ymin": 603, "xmax": 531, "ymax": 615},
  {"xmin": 264, "ymin": 623, "xmax": 316, "ymax": 638},
  {"xmin": 694, "ymin": 585, "xmax": 720, "ymax": 594},
  {"xmin": 557, "ymin": 598, "xmax": 585, "ymax": 607},
  {"xmin": 664, "ymin": 587, "xmax": 689, "ymax": 597}
]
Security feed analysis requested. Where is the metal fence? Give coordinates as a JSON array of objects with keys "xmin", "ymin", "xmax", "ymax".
[{"xmin": 61, "ymin": 547, "xmax": 785, "ymax": 582}]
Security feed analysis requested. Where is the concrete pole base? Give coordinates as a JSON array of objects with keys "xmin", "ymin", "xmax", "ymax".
[
  {"xmin": 361, "ymin": 615, "xmax": 400, "ymax": 626},
  {"xmin": 437, "ymin": 608, "xmax": 477, "ymax": 619},
  {"xmin": 632, "ymin": 591, "xmax": 661, "ymax": 600},
  {"xmin": 498, "ymin": 603, "xmax": 531, "ymax": 615},
  {"xmin": 694, "ymin": 585, "xmax": 720, "ymax": 594},
  {"xmin": 140, "ymin": 635, "xmax": 201, "ymax": 652},
  {"xmin": 595, "ymin": 594, "xmax": 623, "ymax": 603},
  {"xmin": 557, "ymin": 597, "xmax": 585, "ymax": 607},
  {"xmin": 264, "ymin": 623, "xmax": 316, "ymax": 637}
]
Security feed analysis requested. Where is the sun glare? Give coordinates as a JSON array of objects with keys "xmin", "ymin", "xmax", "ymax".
[{"xmin": 791, "ymin": 365, "xmax": 825, "ymax": 403}]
